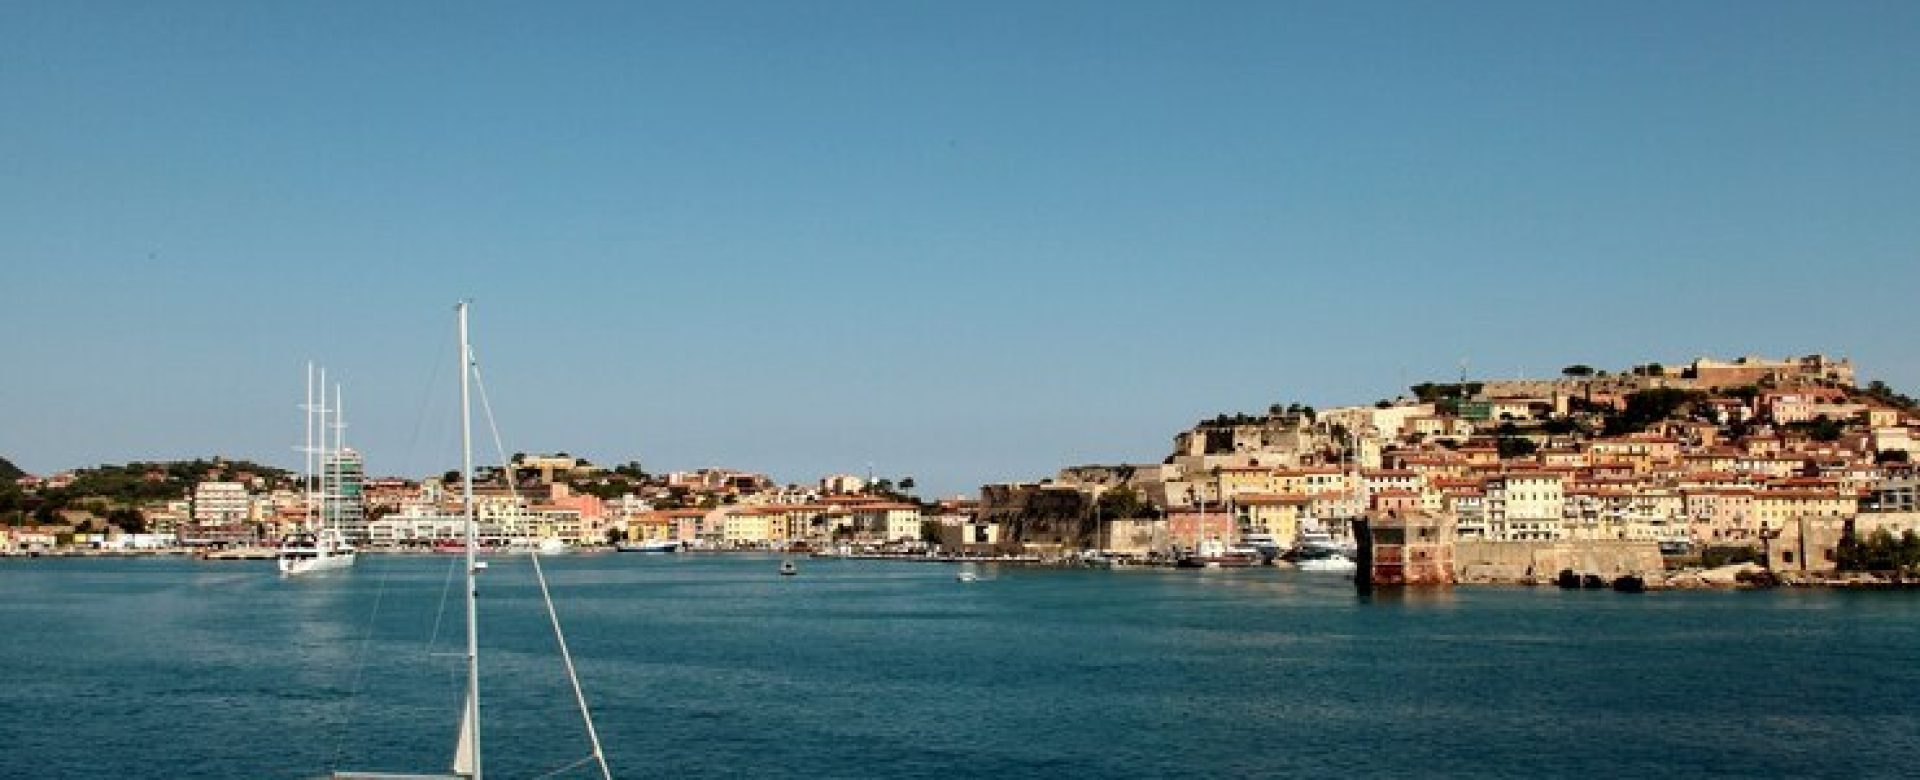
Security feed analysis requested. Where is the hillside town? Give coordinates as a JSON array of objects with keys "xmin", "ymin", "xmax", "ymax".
[{"xmin": 6, "ymin": 354, "xmax": 1919, "ymax": 583}]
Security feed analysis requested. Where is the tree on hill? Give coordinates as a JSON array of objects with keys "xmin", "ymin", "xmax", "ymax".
[
  {"xmin": 0, "ymin": 455, "xmax": 23, "ymax": 482},
  {"xmin": 1604, "ymin": 389, "xmax": 1707, "ymax": 436},
  {"xmin": 105, "ymin": 507, "xmax": 145, "ymax": 533},
  {"xmin": 1497, "ymin": 436, "xmax": 1538, "ymax": 459},
  {"xmin": 1410, "ymin": 382, "xmax": 1483, "ymax": 403},
  {"xmin": 1862, "ymin": 380, "xmax": 1918, "ymax": 411},
  {"xmin": 1094, "ymin": 486, "xmax": 1156, "ymax": 520},
  {"xmin": 1561, "ymin": 365, "xmax": 1595, "ymax": 379}
]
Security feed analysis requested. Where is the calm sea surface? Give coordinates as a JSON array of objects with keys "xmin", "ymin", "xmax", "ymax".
[{"xmin": 2, "ymin": 553, "xmax": 1916, "ymax": 779}]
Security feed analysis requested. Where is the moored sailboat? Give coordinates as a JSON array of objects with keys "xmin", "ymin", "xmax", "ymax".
[{"xmin": 327, "ymin": 302, "xmax": 608, "ymax": 780}]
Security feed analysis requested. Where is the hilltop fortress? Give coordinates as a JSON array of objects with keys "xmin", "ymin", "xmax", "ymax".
[{"xmin": 986, "ymin": 353, "xmax": 1913, "ymax": 570}]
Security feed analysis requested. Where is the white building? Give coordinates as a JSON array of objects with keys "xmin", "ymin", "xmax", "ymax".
[{"xmin": 192, "ymin": 482, "xmax": 251, "ymax": 525}]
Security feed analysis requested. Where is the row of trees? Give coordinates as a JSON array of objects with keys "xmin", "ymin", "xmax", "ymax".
[
  {"xmin": 4, "ymin": 459, "xmax": 289, "ymax": 528},
  {"xmin": 1409, "ymin": 382, "xmax": 1484, "ymax": 403},
  {"xmin": 1861, "ymin": 380, "xmax": 1918, "ymax": 411},
  {"xmin": 1560, "ymin": 363, "xmax": 1669, "ymax": 378},
  {"xmin": 1837, "ymin": 528, "xmax": 1920, "ymax": 573},
  {"xmin": 1602, "ymin": 388, "xmax": 1708, "ymax": 436}
]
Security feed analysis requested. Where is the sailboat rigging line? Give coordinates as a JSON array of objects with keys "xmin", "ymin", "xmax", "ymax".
[
  {"xmin": 327, "ymin": 555, "xmax": 393, "ymax": 772},
  {"xmin": 470, "ymin": 354, "xmax": 612, "ymax": 779},
  {"xmin": 467, "ymin": 357, "xmax": 518, "ymax": 503},
  {"xmin": 426, "ymin": 552, "xmax": 460, "ymax": 657},
  {"xmin": 399, "ymin": 326, "xmax": 454, "ymax": 492},
  {"xmin": 530, "ymin": 754, "xmax": 600, "ymax": 780},
  {"xmin": 531, "ymin": 551, "xmax": 615, "ymax": 780}
]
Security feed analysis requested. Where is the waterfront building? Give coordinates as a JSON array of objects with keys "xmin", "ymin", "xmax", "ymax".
[
  {"xmin": 722, "ymin": 508, "xmax": 777, "ymax": 547},
  {"xmin": 1163, "ymin": 506, "xmax": 1234, "ymax": 554},
  {"xmin": 848, "ymin": 503, "xmax": 923, "ymax": 543},
  {"xmin": 1364, "ymin": 510, "xmax": 1456, "ymax": 586},
  {"xmin": 936, "ymin": 515, "xmax": 1006, "ymax": 554},
  {"xmin": 1684, "ymin": 487, "xmax": 1757, "ymax": 543},
  {"xmin": 1231, "ymin": 493, "xmax": 1305, "ymax": 551},
  {"xmin": 625, "ymin": 510, "xmax": 679, "ymax": 543},
  {"xmin": 1751, "ymin": 490, "xmax": 1856, "ymax": 534},
  {"xmin": 321, "ymin": 448, "xmax": 368, "ymax": 543},
  {"xmin": 1486, "ymin": 471, "xmax": 1565, "ymax": 541},
  {"xmin": 1762, "ymin": 516, "xmax": 1847, "ymax": 573},
  {"xmin": 191, "ymin": 481, "xmax": 251, "ymax": 525}
]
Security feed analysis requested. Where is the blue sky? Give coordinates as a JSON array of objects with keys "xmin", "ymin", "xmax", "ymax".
[{"xmin": 3, "ymin": 1, "xmax": 1916, "ymax": 497}]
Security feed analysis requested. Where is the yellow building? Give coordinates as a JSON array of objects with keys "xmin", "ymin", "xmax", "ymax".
[
  {"xmin": 1215, "ymin": 466, "xmax": 1282, "ymax": 499},
  {"xmin": 1751, "ymin": 490, "xmax": 1856, "ymax": 532},
  {"xmin": 1232, "ymin": 493, "xmax": 1306, "ymax": 549},
  {"xmin": 722, "ymin": 509, "xmax": 776, "ymax": 547},
  {"xmin": 1274, "ymin": 467, "xmax": 1350, "ymax": 496}
]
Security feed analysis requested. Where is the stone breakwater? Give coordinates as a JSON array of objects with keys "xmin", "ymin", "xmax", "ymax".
[{"xmin": 1454, "ymin": 540, "xmax": 1665, "ymax": 585}]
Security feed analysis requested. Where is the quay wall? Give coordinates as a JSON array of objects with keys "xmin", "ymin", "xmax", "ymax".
[{"xmin": 1455, "ymin": 540, "xmax": 1664, "ymax": 583}]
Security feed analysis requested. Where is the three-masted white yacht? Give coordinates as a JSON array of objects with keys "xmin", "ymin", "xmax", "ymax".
[{"xmin": 280, "ymin": 364, "xmax": 357, "ymax": 575}]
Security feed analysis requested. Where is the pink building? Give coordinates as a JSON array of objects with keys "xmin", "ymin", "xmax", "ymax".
[{"xmin": 1163, "ymin": 506, "xmax": 1236, "ymax": 553}]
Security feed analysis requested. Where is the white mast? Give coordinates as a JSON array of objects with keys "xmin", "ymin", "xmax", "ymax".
[
  {"xmin": 331, "ymin": 383, "xmax": 346, "ymax": 533},
  {"xmin": 318, "ymin": 367, "xmax": 329, "ymax": 532},
  {"xmin": 304, "ymin": 362, "xmax": 315, "ymax": 532},
  {"xmin": 336, "ymin": 383, "xmax": 348, "ymax": 535},
  {"xmin": 454, "ymin": 301, "xmax": 483, "ymax": 780}
]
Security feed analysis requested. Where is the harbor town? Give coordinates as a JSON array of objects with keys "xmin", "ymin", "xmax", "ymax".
[{"xmin": 7, "ymin": 354, "xmax": 1919, "ymax": 590}]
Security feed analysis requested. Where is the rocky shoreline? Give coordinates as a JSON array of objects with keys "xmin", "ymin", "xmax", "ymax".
[{"xmin": 1457, "ymin": 562, "xmax": 1920, "ymax": 590}]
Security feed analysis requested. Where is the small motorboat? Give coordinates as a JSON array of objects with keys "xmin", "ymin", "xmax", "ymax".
[
  {"xmin": 779, "ymin": 560, "xmax": 798, "ymax": 576},
  {"xmin": 616, "ymin": 539, "xmax": 681, "ymax": 553},
  {"xmin": 1294, "ymin": 554, "xmax": 1357, "ymax": 574},
  {"xmin": 955, "ymin": 570, "xmax": 979, "ymax": 583}
]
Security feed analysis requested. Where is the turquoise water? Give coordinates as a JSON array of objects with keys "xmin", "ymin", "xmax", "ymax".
[{"xmin": 2, "ymin": 554, "xmax": 1916, "ymax": 778}]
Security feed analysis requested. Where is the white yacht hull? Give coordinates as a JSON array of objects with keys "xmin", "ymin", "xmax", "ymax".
[
  {"xmin": 280, "ymin": 550, "xmax": 357, "ymax": 575},
  {"xmin": 1296, "ymin": 554, "xmax": 1357, "ymax": 574}
]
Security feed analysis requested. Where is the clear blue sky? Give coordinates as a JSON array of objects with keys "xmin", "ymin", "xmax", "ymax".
[{"xmin": 4, "ymin": 1, "xmax": 1916, "ymax": 497}]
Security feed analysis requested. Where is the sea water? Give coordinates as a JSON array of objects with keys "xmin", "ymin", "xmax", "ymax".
[{"xmin": 2, "ymin": 554, "xmax": 1916, "ymax": 778}]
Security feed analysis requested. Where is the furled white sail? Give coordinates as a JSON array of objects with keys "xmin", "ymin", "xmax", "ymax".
[{"xmin": 453, "ymin": 694, "xmax": 476, "ymax": 777}]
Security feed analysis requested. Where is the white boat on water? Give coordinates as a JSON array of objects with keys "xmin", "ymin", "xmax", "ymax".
[
  {"xmin": 281, "ymin": 364, "xmax": 357, "ymax": 577},
  {"xmin": 506, "ymin": 537, "xmax": 572, "ymax": 555},
  {"xmin": 1240, "ymin": 532, "xmax": 1284, "ymax": 562},
  {"xmin": 278, "ymin": 528, "xmax": 356, "ymax": 575},
  {"xmin": 1289, "ymin": 526, "xmax": 1357, "ymax": 574},
  {"xmin": 615, "ymin": 539, "xmax": 681, "ymax": 553},
  {"xmin": 1295, "ymin": 552, "xmax": 1358, "ymax": 573}
]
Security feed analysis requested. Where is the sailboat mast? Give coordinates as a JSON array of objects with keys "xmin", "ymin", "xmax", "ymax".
[
  {"xmin": 457, "ymin": 301, "xmax": 483, "ymax": 780},
  {"xmin": 332, "ymin": 383, "xmax": 345, "ymax": 533},
  {"xmin": 318, "ymin": 367, "xmax": 329, "ymax": 532},
  {"xmin": 305, "ymin": 362, "xmax": 315, "ymax": 532}
]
